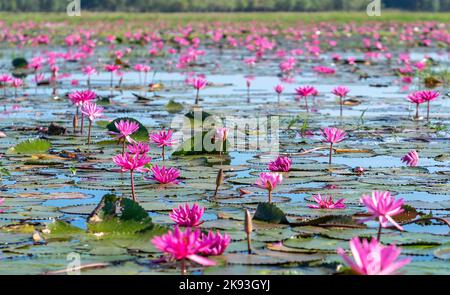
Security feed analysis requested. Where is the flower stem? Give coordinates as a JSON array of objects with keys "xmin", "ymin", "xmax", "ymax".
[
  {"xmin": 268, "ymin": 189, "xmax": 273, "ymax": 204},
  {"xmin": 329, "ymin": 143, "xmax": 333, "ymax": 165},
  {"xmin": 415, "ymin": 103, "xmax": 419, "ymax": 120},
  {"xmin": 427, "ymin": 101, "xmax": 430, "ymax": 122},
  {"xmin": 340, "ymin": 97, "xmax": 343, "ymax": 117},
  {"xmin": 247, "ymin": 233, "xmax": 252, "ymax": 255},
  {"xmin": 87, "ymin": 120, "xmax": 92, "ymax": 145},
  {"xmin": 377, "ymin": 223, "xmax": 382, "ymax": 242},
  {"xmin": 305, "ymin": 96, "xmax": 309, "ymax": 112},
  {"xmin": 130, "ymin": 170, "xmax": 136, "ymax": 202},
  {"xmin": 122, "ymin": 141, "xmax": 125, "ymax": 156},
  {"xmin": 195, "ymin": 89, "xmax": 199, "ymax": 105},
  {"xmin": 162, "ymin": 146, "xmax": 165, "ymax": 161},
  {"xmin": 180, "ymin": 259, "xmax": 187, "ymax": 275},
  {"xmin": 80, "ymin": 113, "xmax": 84, "ymax": 135}
]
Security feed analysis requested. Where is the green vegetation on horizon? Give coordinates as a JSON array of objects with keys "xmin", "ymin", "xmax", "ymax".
[{"xmin": 1, "ymin": 11, "xmax": 449, "ymax": 25}]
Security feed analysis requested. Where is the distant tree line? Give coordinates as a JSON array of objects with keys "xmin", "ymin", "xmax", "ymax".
[{"xmin": 0, "ymin": 0, "xmax": 448, "ymax": 12}]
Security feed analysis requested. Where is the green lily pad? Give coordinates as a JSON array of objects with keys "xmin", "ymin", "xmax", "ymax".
[
  {"xmin": 253, "ymin": 203, "xmax": 289, "ymax": 225},
  {"xmin": 10, "ymin": 139, "xmax": 51, "ymax": 154}
]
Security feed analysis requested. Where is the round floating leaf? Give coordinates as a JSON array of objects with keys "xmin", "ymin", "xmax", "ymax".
[
  {"xmin": 253, "ymin": 203, "xmax": 289, "ymax": 225},
  {"xmin": 11, "ymin": 139, "xmax": 51, "ymax": 154},
  {"xmin": 166, "ymin": 100, "xmax": 183, "ymax": 113},
  {"xmin": 12, "ymin": 57, "xmax": 28, "ymax": 69}
]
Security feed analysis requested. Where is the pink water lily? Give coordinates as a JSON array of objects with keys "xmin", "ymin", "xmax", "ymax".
[
  {"xmin": 322, "ymin": 127, "xmax": 346, "ymax": 165},
  {"xmin": 192, "ymin": 77, "xmax": 207, "ymax": 105},
  {"xmin": 150, "ymin": 130, "xmax": 175, "ymax": 161},
  {"xmin": 401, "ymin": 150, "xmax": 419, "ymax": 167},
  {"xmin": 308, "ymin": 194, "xmax": 346, "ymax": 209},
  {"xmin": 360, "ymin": 191, "xmax": 405, "ymax": 240},
  {"xmin": 127, "ymin": 142, "xmax": 150, "ymax": 155},
  {"xmin": 332, "ymin": 86, "xmax": 350, "ymax": 117},
  {"xmin": 268, "ymin": 156, "xmax": 292, "ymax": 172},
  {"xmin": 152, "ymin": 226, "xmax": 216, "ymax": 274},
  {"xmin": 407, "ymin": 91, "xmax": 425, "ymax": 120},
  {"xmin": 109, "ymin": 120, "xmax": 140, "ymax": 153},
  {"xmin": 80, "ymin": 102, "xmax": 104, "ymax": 145},
  {"xmin": 199, "ymin": 231, "xmax": 231, "ymax": 256},
  {"xmin": 113, "ymin": 152, "xmax": 151, "ymax": 201},
  {"xmin": 274, "ymin": 84, "xmax": 284, "ymax": 105},
  {"xmin": 295, "ymin": 86, "xmax": 317, "ymax": 112},
  {"xmin": 215, "ymin": 127, "xmax": 228, "ymax": 154},
  {"xmin": 82, "ymin": 65, "xmax": 97, "ymax": 88},
  {"xmin": 337, "ymin": 237, "xmax": 411, "ymax": 275},
  {"xmin": 418, "ymin": 90, "xmax": 440, "ymax": 121},
  {"xmin": 104, "ymin": 64, "xmax": 121, "ymax": 88},
  {"xmin": 255, "ymin": 172, "xmax": 283, "ymax": 204},
  {"xmin": 68, "ymin": 90, "xmax": 97, "ymax": 134},
  {"xmin": 11, "ymin": 78, "xmax": 23, "ymax": 97},
  {"xmin": 169, "ymin": 203, "xmax": 205, "ymax": 227},
  {"xmin": 148, "ymin": 165, "xmax": 180, "ymax": 184}
]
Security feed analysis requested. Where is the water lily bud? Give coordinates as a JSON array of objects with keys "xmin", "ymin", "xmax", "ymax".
[
  {"xmin": 245, "ymin": 210, "xmax": 253, "ymax": 234},
  {"xmin": 216, "ymin": 169, "xmax": 224, "ymax": 187}
]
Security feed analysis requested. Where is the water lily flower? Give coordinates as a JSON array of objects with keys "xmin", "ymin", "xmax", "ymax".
[
  {"xmin": 401, "ymin": 150, "xmax": 419, "ymax": 167},
  {"xmin": 255, "ymin": 172, "xmax": 283, "ymax": 204},
  {"xmin": 418, "ymin": 90, "xmax": 440, "ymax": 121},
  {"xmin": 127, "ymin": 142, "xmax": 150, "ymax": 155},
  {"xmin": 199, "ymin": 231, "xmax": 231, "ymax": 256},
  {"xmin": 104, "ymin": 64, "xmax": 121, "ymax": 88},
  {"xmin": 332, "ymin": 86, "xmax": 350, "ymax": 117},
  {"xmin": 274, "ymin": 84, "xmax": 284, "ymax": 105},
  {"xmin": 152, "ymin": 227, "xmax": 216, "ymax": 275},
  {"xmin": 308, "ymin": 194, "xmax": 346, "ymax": 209},
  {"xmin": 313, "ymin": 65, "xmax": 335, "ymax": 75},
  {"xmin": 169, "ymin": 203, "xmax": 205, "ymax": 227},
  {"xmin": 150, "ymin": 130, "xmax": 175, "ymax": 161},
  {"xmin": 268, "ymin": 156, "xmax": 292, "ymax": 172},
  {"xmin": 354, "ymin": 166, "xmax": 365, "ymax": 175},
  {"xmin": 322, "ymin": 127, "xmax": 346, "ymax": 165},
  {"xmin": 0, "ymin": 74, "xmax": 13, "ymax": 96},
  {"xmin": 82, "ymin": 65, "xmax": 97, "ymax": 88},
  {"xmin": 134, "ymin": 64, "xmax": 151, "ymax": 86},
  {"xmin": 337, "ymin": 237, "xmax": 411, "ymax": 275},
  {"xmin": 407, "ymin": 91, "xmax": 425, "ymax": 120},
  {"xmin": 113, "ymin": 152, "xmax": 151, "ymax": 201},
  {"xmin": 148, "ymin": 165, "xmax": 180, "ymax": 184},
  {"xmin": 295, "ymin": 86, "xmax": 317, "ymax": 112},
  {"xmin": 192, "ymin": 77, "xmax": 207, "ymax": 105},
  {"xmin": 11, "ymin": 78, "xmax": 23, "ymax": 98},
  {"xmin": 68, "ymin": 90, "xmax": 97, "ymax": 134},
  {"xmin": 360, "ymin": 191, "xmax": 405, "ymax": 240},
  {"xmin": 80, "ymin": 102, "xmax": 104, "ymax": 144},
  {"xmin": 109, "ymin": 120, "xmax": 140, "ymax": 153},
  {"xmin": 215, "ymin": 127, "xmax": 228, "ymax": 154}
]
